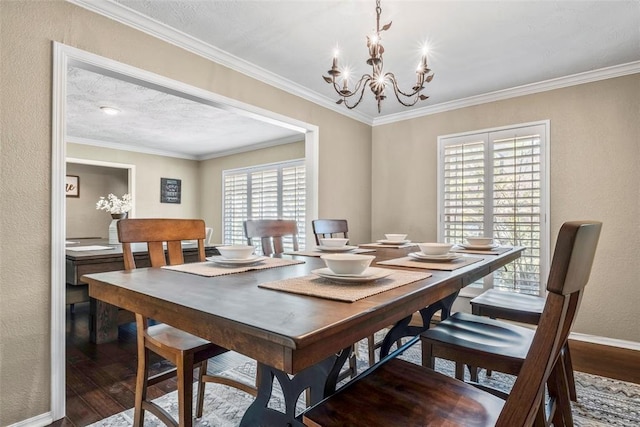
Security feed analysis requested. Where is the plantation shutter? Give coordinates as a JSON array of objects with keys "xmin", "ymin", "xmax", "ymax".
[
  {"xmin": 442, "ymin": 136, "xmax": 488, "ymax": 244},
  {"xmin": 439, "ymin": 123, "xmax": 547, "ymax": 296},
  {"xmin": 223, "ymin": 159, "xmax": 306, "ymax": 251},
  {"xmin": 490, "ymin": 128, "xmax": 543, "ymax": 294},
  {"xmin": 223, "ymin": 173, "xmax": 248, "ymax": 245}
]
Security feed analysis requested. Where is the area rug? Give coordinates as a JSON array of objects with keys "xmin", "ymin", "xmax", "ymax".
[{"xmin": 89, "ymin": 338, "xmax": 640, "ymax": 427}]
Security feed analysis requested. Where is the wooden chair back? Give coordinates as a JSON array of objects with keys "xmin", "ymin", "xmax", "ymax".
[
  {"xmin": 117, "ymin": 218, "xmax": 206, "ymax": 270},
  {"xmin": 243, "ymin": 219, "xmax": 299, "ymax": 256},
  {"xmin": 312, "ymin": 219, "xmax": 349, "ymax": 245},
  {"xmin": 497, "ymin": 220, "xmax": 601, "ymax": 426}
]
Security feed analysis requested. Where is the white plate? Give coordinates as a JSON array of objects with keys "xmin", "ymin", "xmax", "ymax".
[
  {"xmin": 376, "ymin": 239, "xmax": 411, "ymax": 245},
  {"xmin": 408, "ymin": 252, "xmax": 461, "ymax": 262},
  {"xmin": 315, "ymin": 245, "xmax": 358, "ymax": 252},
  {"xmin": 206, "ymin": 255, "xmax": 265, "ymax": 266},
  {"xmin": 312, "ymin": 267, "xmax": 393, "ymax": 283},
  {"xmin": 458, "ymin": 243, "xmax": 500, "ymax": 250}
]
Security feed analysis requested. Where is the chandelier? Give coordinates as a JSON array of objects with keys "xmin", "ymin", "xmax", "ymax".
[{"xmin": 323, "ymin": 0, "xmax": 434, "ymax": 113}]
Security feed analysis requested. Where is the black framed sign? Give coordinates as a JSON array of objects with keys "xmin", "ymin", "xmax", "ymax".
[{"xmin": 160, "ymin": 178, "xmax": 181, "ymax": 204}]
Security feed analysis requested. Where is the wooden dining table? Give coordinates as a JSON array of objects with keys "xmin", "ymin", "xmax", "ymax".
[{"xmin": 83, "ymin": 246, "xmax": 524, "ymax": 426}]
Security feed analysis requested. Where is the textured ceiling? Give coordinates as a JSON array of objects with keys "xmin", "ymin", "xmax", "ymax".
[
  {"xmin": 67, "ymin": 0, "xmax": 640, "ymax": 157},
  {"xmin": 66, "ymin": 66, "xmax": 303, "ymax": 159}
]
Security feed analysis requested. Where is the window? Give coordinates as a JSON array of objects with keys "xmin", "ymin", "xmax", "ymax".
[
  {"xmin": 438, "ymin": 122, "xmax": 549, "ymax": 296},
  {"xmin": 223, "ymin": 159, "xmax": 306, "ymax": 252}
]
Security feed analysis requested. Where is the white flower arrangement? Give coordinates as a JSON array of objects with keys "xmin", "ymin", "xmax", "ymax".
[{"xmin": 96, "ymin": 193, "xmax": 132, "ymax": 214}]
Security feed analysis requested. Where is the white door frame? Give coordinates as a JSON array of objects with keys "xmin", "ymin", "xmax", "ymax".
[{"xmin": 51, "ymin": 42, "xmax": 319, "ymax": 419}]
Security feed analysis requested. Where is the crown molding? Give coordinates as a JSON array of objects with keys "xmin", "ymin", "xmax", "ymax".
[
  {"xmin": 373, "ymin": 61, "xmax": 640, "ymax": 126},
  {"xmin": 67, "ymin": 134, "xmax": 305, "ymax": 161},
  {"xmin": 67, "ymin": 136, "xmax": 199, "ymax": 160},
  {"xmin": 199, "ymin": 134, "xmax": 305, "ymax": 160},
  {"xmin": 66, "ymin": 0, "xmax": 640, "ymax": 129},
  {"xmin": 66, "ymin": 0, "xmax": 374, "ymax": 125}
]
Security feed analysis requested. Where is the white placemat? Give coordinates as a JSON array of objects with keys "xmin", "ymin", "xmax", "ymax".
[{"xmin": 162, "ymin": 257, "xmax": 304, "ymax": 277}]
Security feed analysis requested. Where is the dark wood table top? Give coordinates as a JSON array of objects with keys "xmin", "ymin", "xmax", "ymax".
[{"xmin": 84, "ymin": 247, "xmax": 524, "ymax": 374}]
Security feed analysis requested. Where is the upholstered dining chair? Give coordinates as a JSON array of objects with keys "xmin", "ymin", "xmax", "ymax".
[
  {"xmin": 117, "ymin": 218, "xmax": 257, "ymax": 427},
  {"xmin": 468, "ymin": 288, "xmax": 577, "ymax": 401},
  {"xmin": 244, "ymin": 219, "xmax": 299, "ymax": 256},
  {"xmin": 302, "ymin": 220, "xmax": 601, "ymax": 427},
  {"xmin": 312, "ymin": 219, "xmax": 349, "ymax": 245}
]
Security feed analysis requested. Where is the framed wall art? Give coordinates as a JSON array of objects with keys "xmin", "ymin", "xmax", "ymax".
[
  {"xmin": 66, "ymin": 175, "xmax": 79, "ymax": 197},
  {"xmin": 160, "ymin": 177, "xmax": 181, "ymax": 204}
]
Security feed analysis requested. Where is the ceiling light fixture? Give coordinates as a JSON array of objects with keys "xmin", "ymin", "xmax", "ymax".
[
  {"xmin": 323, "ymin": 0, "xmax": 434, "ymax": 113},
  {"xmin": 100, "ymin": 106, "xmax": 120, "ymax": 115}
]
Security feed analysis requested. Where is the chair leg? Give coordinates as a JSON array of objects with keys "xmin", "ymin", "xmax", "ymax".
[
  {"xmin": 533, "ymin": 402, "xmax": 548, "ymax": 427},
  {"xmin": 196, "ymin": 359, "xmax": 208, "ymax": 418},
  {"xmin": 176, "ymin": 352, "xmax": 194, "ymax": 427},
  {"xmin": 367, "ymin": 334, "xmax": 376, "ymax": 366},
  {"xmin": 562, "ymin": 343, "xmax": 577, "ymax": 402},
  {"xmin": 467, "ymin": 365, "xmax": 479, "ymax": 382},
  {"xmin": 454, "ymin": 363, "xmax": 465, "ymax": 380},
  {"xmin": 133, "ymin": 347, "xmax": 150, "ymax": 427},
  {"xmin": 420, "ymin": 338, "xmax": 435, "ymax": 369},
  {"xmin": 348, "ymin": 348, "xmax": 358, "ymax": 379},
  {"xmin": 549, "ymin": 355, "xmax": 574, "ymax": 427}
]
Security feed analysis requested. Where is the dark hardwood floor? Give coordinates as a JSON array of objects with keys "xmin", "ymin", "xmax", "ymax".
[{"xmin": 50, "ymin": 302, "xmax": 245, "ymax": 427}]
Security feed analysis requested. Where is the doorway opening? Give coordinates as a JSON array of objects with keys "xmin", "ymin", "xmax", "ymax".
[{"xmin": 51, "ymin": 42, "xmax": 319, "ymax": 420}]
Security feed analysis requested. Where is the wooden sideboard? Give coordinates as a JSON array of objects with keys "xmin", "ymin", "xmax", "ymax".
[{"xmin": 66, "ymin": 238, "xmax": 219, "ymax": 343}]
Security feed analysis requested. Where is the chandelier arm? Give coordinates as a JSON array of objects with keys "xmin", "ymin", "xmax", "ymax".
[
  {"xmin": 342, "ymin": 81, "xmax": 370, "ymax": 110},
  {"xmin": 348, "ymin": 74, "xmax": 372, "ymax": 99},
  {"xmin": 386, "ymin": 75, "xmax": 424, "ymax": 107},
  {"xmin": 328, "ymin": 74, "xmax": 372, "ymax": 102},
  {"xmin": 385, "ymin": 72, "xmax": 424, "ymax": 98}
]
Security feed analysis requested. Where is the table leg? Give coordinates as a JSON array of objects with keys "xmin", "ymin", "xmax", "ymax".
[
  {"xmin": 89, "ymin": 297, "xmax": 119, "ymax": 344},
  {"xmin": 379, "ymin": 292, "xmax": 459, "ymax": 359},
  {"xmin": 240, "ymin": 347, "xmax": 352, "ymax": 427}
]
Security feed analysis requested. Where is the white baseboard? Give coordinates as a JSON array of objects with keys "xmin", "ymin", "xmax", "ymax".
[{"xmin": 7, "ymin": 412, "xmax": 53, "ymax": 427}]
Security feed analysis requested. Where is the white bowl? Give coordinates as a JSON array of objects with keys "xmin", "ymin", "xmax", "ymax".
[
  {"xmin": 418, "ymin": 242, "xmax": 453, "ymax": 256},
  {"xmin": 321, "ymin": 254, "xmax": 375, "ymax": 275},
  {"xmin": 466, "ymin": 237, "xmax": 493, "ymax": 246},
  {"xmin": 319, "ymin": 238, "xmax": 349, "ymax": 248},
  {"xmin": 384, "ymin": 234, "xmax": 408, "ymax": 242},
  {"xmin": 216, "ymin": 245, "xmax": 255, "ymax": 259}
]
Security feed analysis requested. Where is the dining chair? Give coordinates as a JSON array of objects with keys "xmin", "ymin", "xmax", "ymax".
[
  {"xmin": 244, "ymin": 219, "xmax": 299, "ymax": 256},
  {"xmin": 312, "ymin": 219, "xmax": 349, "ymax": 245},
  {"xmin": 245, "ymin": 218, "xmax": 358, "ymax": 382},
  {"xmin": 312, "ymin": 218, "xmax": 407, "ymax": 367},
  {"xmin": 420, "ymin": 220, "xmax": 601, "ymax": 425},
  {"xmin": 469, "ymin": 288, "xmax": 577, "ymax": 401},
  {"xmin": 117, "ymin": 218, "xmax": 257, "ymax": 427},
  {"xmin": 302, "ymin": 220, "xmax": 602, "ymax": 427}
]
